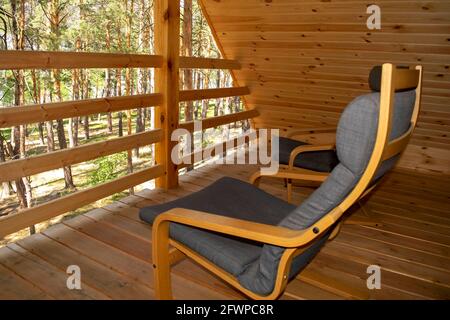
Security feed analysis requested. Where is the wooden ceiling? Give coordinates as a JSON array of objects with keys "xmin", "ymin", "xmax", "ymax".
[{"xmin": 200, "ymin": 0, "xmax": 450, "ymax": 173}]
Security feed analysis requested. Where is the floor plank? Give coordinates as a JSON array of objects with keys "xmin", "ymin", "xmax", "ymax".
[
  {"xmin": 0, "ymin": 260, "xmax": 51, "ymax": 300},
  {"xmin": 1, "ymin": 243, "xmax": 108, "ymax": 300}
]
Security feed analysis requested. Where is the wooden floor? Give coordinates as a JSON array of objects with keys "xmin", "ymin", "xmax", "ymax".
[{"xmin": 1, "ymin": 163, "xmax": 449, "ymax": 299}]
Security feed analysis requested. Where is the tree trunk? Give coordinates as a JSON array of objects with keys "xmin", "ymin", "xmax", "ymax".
[
  {"xmin": 56, "ymin": 119, "xmax": 75, "ymax": 188},
  {"xmin": 82, "ymin": 70, "xmax": 90, "ymax": 140},
  {"xmin": 45, "ymin": 119, "xmax": 55, "ymax": 152},
  {"xmin": 68, "ymin": 120, "xmax": 75, "ymax": 147},
  {"xmin": 182, "ymin": 0, "xmax": 194, "ymax": 122},
  {"xmin": 37, "ymin": 122, "xmax": 45, "ymax": 145},
  {"xmin": 22, "ymin": 176, "xmax": 34, "ymax": 233},
  {"xmin": 143, "ymin": 108, "xmax": 147, "ymax": 130},
  {"xmin": 31, "ymin": 47, "xmax": 45, "ymax": 146},
  {"xmin": 116, "ymin": 13, "xmax": 123, "ymax": 137},
  {"xmin": 201, "ymin": 74, "xmax": 209, "ymax": 119},
  {"xmin": 107, "ymin": 111, "xmax": 113, "ymax": 133},
  {"xmin": 71, "ymin": 40, "xmax": 81, "ymax": 147},
  {"xmin": 117, "ymin": 68, "xmax": 123, "ymax": 137},
  {"xmin": 214, "ymin": 70, "xmax": 221, "ymax": 117},
  {"xmin": 0, "ymin": 138, "xmax": 13, "ymax": 199},
  {"xmin": 9, "ymin": 0, "xmax": 29, "ymax": 221},
  {"xmin": 73, "ymin": 117, "xmax": 79, "ymax": 145},
  {"xmin": 194, "ymin": 72, "xmax": 202, "ymax": 119},
  {"xmin": 182, "ymin": 0, "xmax": 194, "ymax": 170},
  {"xmin": 106, "ymin": 68, "xmax": 113, "ymax": 133},
  {"xmin": 48, "ymin": 0, "xmax": 75, "ymax": 189},
  {"xmin": 105, "ymin": 22, "xmax": 113, "ymax": 134},
  {"xmin": 125, "ymin": 0, "xmax": 134, "ymax": 194}
]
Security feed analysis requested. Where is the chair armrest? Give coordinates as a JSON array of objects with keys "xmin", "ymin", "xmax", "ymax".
[
  {"xmin": 289, "ymin": 144, "xmax": 336, "ymax": 169},
  {"xmin": 250, "ymin": 166, "xmax": 329, "ymax": 185},
  {"xmin": 153, "ymin": 207, "xmax": 305, "ymax": 248},
  {"xmin": 286, "ymin": 127, "xmax": 336, "ymax": 140},
  {"xmin": 153, "ymin": 207, "xmax": 342, "ymax": 248}
]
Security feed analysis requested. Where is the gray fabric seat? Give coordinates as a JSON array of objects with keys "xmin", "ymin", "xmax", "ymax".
[
  {"xmin": 278, "ymin": 136, "xmax": 339, "ymax": 172},
  {"xmin": 140, "ymin": 177, "xmax": 295, "ymax": 276},
  {"xmin": 140, "ymin": 67, "xmax": 416, "ymax": 296},
  {"xmin": 140, "ymin": 176, "xmax": 329, "ymax": 290}
]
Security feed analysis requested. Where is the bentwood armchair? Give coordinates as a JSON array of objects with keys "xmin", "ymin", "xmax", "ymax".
[
  {"xmin": 139, "ymin": 63, "xmax": 422, "ymax": 300},
  {"xmin": 251, "ymin": 65, "xmax": 423, "ymax": 206}
]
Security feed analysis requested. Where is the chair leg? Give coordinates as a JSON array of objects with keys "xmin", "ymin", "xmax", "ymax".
[
  {"xmin": 152, "ymin": 221, "xmax": 173, "ymax": 300},
  {"xmin": 287, "ymin": 179, "xmax": 293, "ymax": 204},
  {"xmin": 344, "ymin": 201, "xmax": 382, "ymax": 227}
]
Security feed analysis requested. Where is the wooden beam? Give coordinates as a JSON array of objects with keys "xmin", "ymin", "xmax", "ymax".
[
  {"xmin": 0, "ymin": 93, "xmax": 163, "ymax": 128},
  {"xmin": 179, "ymin": 56, "xmax": 241, "ymax": 69},
  {"xmin": 179, "ymin": 109, "xmax": 259, "ymax": 132},
  {"xmin": 0, "ymin": 129, "xmax": 162, "ymax": 183},
  {"xmin": 179, "ymin": 86, "xmax": 250, "ymax": 102},
  {"xmin": 154, "ymin": 0, "xmax": 180, "ymax": 189},
  {"xmin": 0, "ymin": 50, "xmax": 164, "ymax": 70},
  {"xmin": 0, "ymin": 165, "xmax": 165, "ymax": 239}
]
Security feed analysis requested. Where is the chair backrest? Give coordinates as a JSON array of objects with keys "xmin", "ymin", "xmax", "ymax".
[
  {"xmin": 335, "ymin": 63, "xmax": 422, "ymax": 214},
  {"xmin": 281, "ymin": 63, "xmax": 422, "ymax": 229},
  {"xmin": 238, "ymin": 64, "xmax": 423, "ymax": 296}
]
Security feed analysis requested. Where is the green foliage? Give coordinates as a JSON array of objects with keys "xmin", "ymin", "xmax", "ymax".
[{"xmin": 88, "ymin": 152, "xmax": 127, "ymax": 185}]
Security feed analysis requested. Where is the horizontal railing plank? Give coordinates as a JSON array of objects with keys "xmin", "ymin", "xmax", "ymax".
[
  {"xmin": 179, "ymin": 56, "xmax": 241, "ymax": 70},
  {"xmin": 0, "ymin": 165, "xmax": 165, "ymax": 238},
  {"xmin": 179, "ymin": 87, "xmax": 250, "ymax": 102},
  {"xmin": 0, "ymin": 93, "xmax": 163, "ymax": 128},
  {"xmin": 0, "ymin": 50, "xmax": 163, "ymax": 70},
  {"xmin": 178, "ymin": 132, "xmax": 257, "ymax": 169},
  {"xmin": 0, "ymin": 129, "xmax": 162, "ymax": 183},
  {"xmin": 179, "ymin": 109, "xmax": 259, "ymax": 132}
]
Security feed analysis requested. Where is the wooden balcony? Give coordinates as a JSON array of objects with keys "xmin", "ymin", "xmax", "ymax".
[
  {"xmin": 1, "ymin": 0, "xmax": 449, "ymax": 301},
  {"xmin": 1, "ymin": 161, "xmax": 449, "ymax": 300}
]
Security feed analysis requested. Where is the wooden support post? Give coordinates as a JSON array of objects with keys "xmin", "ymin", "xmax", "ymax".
[{"xmin": 154, "ymin": 0, "xmax": 180, "ymax": 189}]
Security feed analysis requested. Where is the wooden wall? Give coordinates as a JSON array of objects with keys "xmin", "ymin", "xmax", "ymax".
[{"xmin": 200, "ymin": 0, "xmax": 450, "ymax": 174}]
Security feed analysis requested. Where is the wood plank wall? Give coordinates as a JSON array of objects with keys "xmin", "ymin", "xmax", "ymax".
[{"xmin": 200, "ymin": 0, "xmax": 450, "ymax": 174}]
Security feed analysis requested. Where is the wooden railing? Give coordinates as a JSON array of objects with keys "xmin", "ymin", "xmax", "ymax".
[
  {"xmin": 0, "ymin": 50, "xmax": 164, "ymax": 69},
  {"xmin": 177, "ymin": 131, "xmax": 258, "ymax": 170},
  {"xmin": 0, "ymin": 94, "xmax": 164, "ymax": 127},
  {"xmin": 179, "ymin": 109, "xmax": 258, "ymax": 132},
  {"xmin": 0, "ymin": 0, "xmax": 256, "ymax": 239},
  {"xmin": 0, "ymin": 51, "xmax": 166, "ymax": 238},
  {"xmin": 0, "ymin": 130, "xmax": 163, "ymax": 182},
  {"xmin": 179, "ymin": 86, "xmax": 250, "ymax": 102}
]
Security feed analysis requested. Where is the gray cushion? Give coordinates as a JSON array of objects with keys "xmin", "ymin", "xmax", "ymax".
[
  {"xmin": 139, "ymin": 177, "xmax": 297, "ymax": 276},
  {"xmin": 278, "ymin": 136, "xmax": 339, "ymax": 172},
  {"xmin": 369, "ymin": 66, "xmax": 383, "ymax": 92},
  {"xmin": 336, "ymin": 91, "xmax": 415, "ymax": 176}
]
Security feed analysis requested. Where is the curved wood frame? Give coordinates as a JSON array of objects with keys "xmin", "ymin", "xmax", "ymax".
[{"xmin": 151, "ymin": 63, "xmax": 423, "ymax": 300}]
